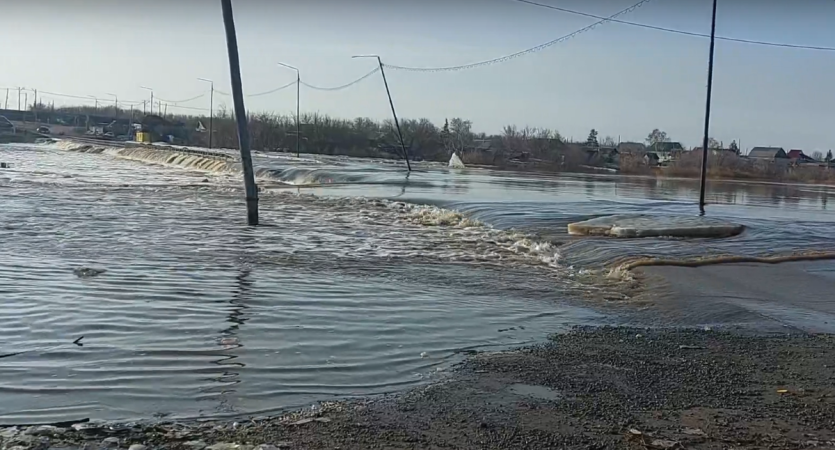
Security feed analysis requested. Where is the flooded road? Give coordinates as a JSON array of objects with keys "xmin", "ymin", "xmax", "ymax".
[{"xmin": 1, "ymin": 142, "xmax": 834, "ymax": 424}]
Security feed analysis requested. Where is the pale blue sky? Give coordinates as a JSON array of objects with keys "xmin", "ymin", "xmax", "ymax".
[{"xmin": 3, "ymin": 0, "xmax": 835, "ymax": 152}]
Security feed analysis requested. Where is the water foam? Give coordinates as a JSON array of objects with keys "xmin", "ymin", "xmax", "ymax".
[{"xmin": 54, "ymin": 140, "xmax": 236, "ymax": 175}]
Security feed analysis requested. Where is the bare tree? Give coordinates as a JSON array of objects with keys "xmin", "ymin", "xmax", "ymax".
[
  {"xmin": 646, "ymin": 129, "xmax": 669, "ymax": 146},
  {"xmin": 448, "ymin": 117, "xmax": 473, "ymax": 156},
  {"xmin": 601, "ymin": 135, "xmax": 617, "ymax": 147},
  {"xmin": 812, "ymin": 150, "xmax": 824, "ymax": 161}
]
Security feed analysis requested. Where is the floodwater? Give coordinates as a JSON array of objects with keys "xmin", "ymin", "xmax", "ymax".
[{"xmin": 1, "ymin": 141, "xmax": 835, "ymax": 424}]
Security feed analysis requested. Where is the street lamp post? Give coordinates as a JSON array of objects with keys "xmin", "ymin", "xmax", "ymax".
[
  {"xmin": 140, "ymin": 86, "xmax": 154, "ymax": 115},
  {"xmin": 88, "ymin": 95, "xmax": 99, "ymax": 111},
  {"xmin": 277, "ymin": 62, "xmax": 300, "ymax": 158},
  {"xmin": 198, "ymin": 77, "xmax": 215, "ymax": 149},
  {"xmin": 352, "ymin": 54, "xmax": 411, "ymax": 171},
  {"xmin": 106, "ymin": 93, "xmax": 118, "ymax": 111}
]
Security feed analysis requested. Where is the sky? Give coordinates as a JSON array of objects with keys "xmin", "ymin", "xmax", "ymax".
[{"xmin": 2, "ymin": 0, "xmax": 835, "ymax": 153}]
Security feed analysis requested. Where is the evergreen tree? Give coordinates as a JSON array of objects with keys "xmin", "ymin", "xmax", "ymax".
[{"xmin": 586, "ymin": 128, "xmax": 599, "ymax": 148}]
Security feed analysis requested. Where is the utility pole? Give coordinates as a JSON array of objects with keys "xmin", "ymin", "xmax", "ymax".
[
  {"xmin": 107, "ymin": 93, "xmax": 118, "ymax": 111},
  {"xmin": 129, "ymin": 105, "xmax": 135, "ymax": 139},
  {"xmin": 88, "ymin": 95, "xmax": 99, "ymax": 111},
  {"xmin": 277, "ymin": 62, "xmax": 300, "ymax": 157},
  {"xmin": 142, "ymin": 100, "xmax": 146, "ymax": 115},
  {"xmin": 4, "ymin": 88, "xmax": 8, "ymax": 109},
  {"xmin": 198, "ymin": 78, "xmax": 215, "ymax": 149},
  {"xmin": 698, "ymin": 0, "xmax": 718, "ymax": 214},
  {"xmin": 352, "ymin": 55, "xmax": 411, "ymax": 171},
  {"xmin": 141, "ymin": 86, "xmax": 154, "ymax": 115},
  {"xmin": 32, "ymin": 89, "xmax": 38, "ymax": 122},
  {"xmin": 17, "ymin": 87, "xmax": 23, "ymax": 111},
  {"xmin": 221, "ymin": 0, "xmax": 259, "ymax": 226}
]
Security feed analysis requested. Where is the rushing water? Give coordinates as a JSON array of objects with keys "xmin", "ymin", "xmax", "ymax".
[{"xmin": 2, "ymin": 141, "xmax": 835, "ymax": 424}]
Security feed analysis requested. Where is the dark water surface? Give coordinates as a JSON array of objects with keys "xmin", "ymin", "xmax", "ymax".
[{"xmin": 1, "ymin": 142, "xmax": 834, "ymax": 424}]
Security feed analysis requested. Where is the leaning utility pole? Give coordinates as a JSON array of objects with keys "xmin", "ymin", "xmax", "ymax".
[
  {"xmin": 4, "ymin": 88, "xmax": 8, "ymax": 109},
  {"xmin": 277, "ymin": 62, "xmax": 300, "ymax": 157},
  {"xmin": 352, "ymin": 55, "xmax": 411, "ymax": 172},
  {"xmin": 221, "ymin": 0, "xmax": 259, "ymax": 226},
  {"xmin": 197, "ymin": 78, "xmax": 214, "ymax": 149},
  {"xmin": 698, "ymin": 0, "xmax": 718, "ymax": 214}
]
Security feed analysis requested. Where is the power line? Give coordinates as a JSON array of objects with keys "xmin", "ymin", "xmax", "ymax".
[
  {"xmin": 37, "ymin": 90, "xmax": 144, "ymax": 105},
  {"xmin": 39, "ymin": 90, "xmax": 97, "ymax": 101},
  {"xmin": 511, "ymin": 0, "xmax": 835, "ymax": 51},
  {"xmin": 166, "ymin": 104, "xmax": 211, "ymax": 112},
  {"xmin": 156, "ymin": 92, "xmax": 207, "ymax": 104},
  {"xmin": 246, "ymin": 80, "xmax": 297, "ymax": 97},
  {"xmin": 384, "ymin": 0, "xmax": 652, "ymax": 72},
  {"xmin": 300, "ymin": 67, "xmax": 381, "ymax": 91}
]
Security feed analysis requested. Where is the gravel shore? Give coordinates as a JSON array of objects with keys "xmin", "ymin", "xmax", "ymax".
[{"xmin": 2, "ymin": 327, "xmax": 834, "ymax": 450}]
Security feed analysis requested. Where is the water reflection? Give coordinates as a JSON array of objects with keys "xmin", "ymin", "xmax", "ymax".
[{"xmin": 202, "ymin": 266, "xmax": 251, "ymax": 415}]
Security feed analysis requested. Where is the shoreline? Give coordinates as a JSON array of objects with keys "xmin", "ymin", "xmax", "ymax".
[{"xmin": 3, "ymin": 326, "xmax": 834, "ymax": 450}]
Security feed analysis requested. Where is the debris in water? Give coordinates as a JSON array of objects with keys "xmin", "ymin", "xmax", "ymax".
[
  {"xmin": 448, "ymin": 153, "xmax": 466, "ymax": 169},
  {"xmin": 73, "ymin": 336, "xmax": 84, "ymax": 346},
  {"xmin": 73, "ymin": 267, "xmax": 106, "ymax": 278},
  {"xmin": 420, "ymin": 351, "xmax": 429, "ymax": 358}
]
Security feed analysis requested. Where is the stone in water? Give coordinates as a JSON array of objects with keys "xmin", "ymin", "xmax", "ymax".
[{"xmin": 567, "ymin": 214, "xmax": 744, "ymax": 238}]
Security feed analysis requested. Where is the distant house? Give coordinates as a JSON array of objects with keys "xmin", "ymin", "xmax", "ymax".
[
  {"xmin": 585, "ymin": 147, "xmax": 619, "ymax": 167},
  {"xmin": 748, "ymin": 147, "xmax": 788, "ymax": 160},
  {"xmin": 644, "ymin": 152, "xmax": 660, "ymax": 166},
  {"xmin": 787, "ymin": 149, "xmax": 816, "ymax": 163},
  {"xmin": 617, "ymin": 142, "xmax": 646, "ymax": 154},
  {"xmin": 647, "ymin": 142, "xmax": 684, "ymax": 164},
  {"xmin": 693, "ymin": 146, "xmax": 736, "ymax": 156},
  {"xmin": 470, "ymin": 139, "xmax": 494, "ymax": 153},
  {"xmin": 648, "ymin": 142, "xmax": 684, "ymax": 153}
]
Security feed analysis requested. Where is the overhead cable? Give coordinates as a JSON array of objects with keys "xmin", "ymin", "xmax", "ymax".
[
  {"xmin": 512, "ymin": 0, "xmax": 835, "ymax": 51},
  {"xmin": 246, "ymin": 80, "xmax": 297, "ymax": 97},
  {"xmin": 384, "ymin": 0, "xmax": 652, "ymax": 72},
  {"xmin": 156, "ymin": 93, "xmax": 207, "ymax": 104},
  {"xmin": 300, "ymin": 67, "xmax": 381, "ymax": 91}
]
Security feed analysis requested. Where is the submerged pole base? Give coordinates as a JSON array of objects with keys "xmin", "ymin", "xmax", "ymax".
[{"xmin": 246, "ymin": 197, "xmax": 259, "ymax": 226}]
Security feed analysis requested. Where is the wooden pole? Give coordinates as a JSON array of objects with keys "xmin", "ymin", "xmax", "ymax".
[
  {"xmin": 698, "ymin": 0, "xmax": 718, "ymax": 214},
  {"xmin": 221, "ymin": 0, "xmax": 259, "ymax": 226},
  {"xmin": 375, "ymin": 57, "xmax": 410, "ymax": 171}
]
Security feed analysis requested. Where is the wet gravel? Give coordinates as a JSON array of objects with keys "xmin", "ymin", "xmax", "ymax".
[{"xmin": 3, "ymin": 327, "xmax": 835, "ymax": 449}]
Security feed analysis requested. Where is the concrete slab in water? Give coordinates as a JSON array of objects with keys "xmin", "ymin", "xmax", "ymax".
[{"xmin": 567, "ymin": 214, "xmax": 744, "ymax": 238}]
